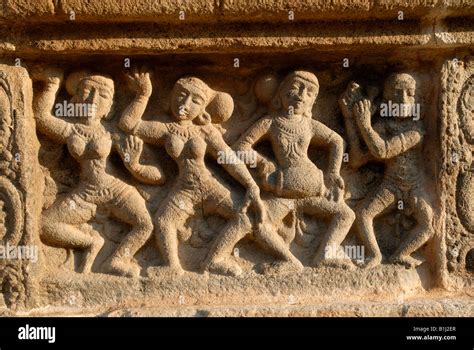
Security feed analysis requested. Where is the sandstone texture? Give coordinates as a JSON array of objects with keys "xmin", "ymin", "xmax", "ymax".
[{"xmin": 0, "ymin": 0, "xmax": 472, "ymax": 316}]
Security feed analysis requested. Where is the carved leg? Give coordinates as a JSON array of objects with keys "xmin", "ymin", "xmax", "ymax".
[
  {"xmin": 104, "ymin": 185, "xmax": 154, "ymax": 277},
  {"xmin": 254, "ymin": 197, "xmax": 303, "ymax": 271},
  {"xmin": 41, "ymin": 194, "xmax": 103, "ymax": 274},
  {"xmin": 153, "ymin": 191, "xmax": 193, "ymax": 276},
  {"xmin": 202, "ymin": 213, "xmax": 252, "ymax": 277},
  {"xmin": 354, "ymin": 186, "xmax": 396, "ymax": 269},
  {"xmin": 302, "ymin": 197, "xmax": 356, "ymax": 269},
  {"xmin": 201, "ymin": 181, "xmax": 252, "ymax": 276},
  {"xmin": 203, "ymin": 187, "xmax": 301, "ymax": 276},
  {"xmin": 390, "ymin": 189, "xmax": 434, "ymax": 268}
]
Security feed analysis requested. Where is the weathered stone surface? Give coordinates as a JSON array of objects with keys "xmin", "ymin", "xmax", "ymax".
[
  {"xmin": 1, "ymin": 1, "xmax": 474, "ymax": 23},
  {"xmin": 0, "ymin": 0, "xmax": 472, "ymax": 317}
]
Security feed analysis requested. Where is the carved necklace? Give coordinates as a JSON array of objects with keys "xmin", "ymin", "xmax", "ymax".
[
  {"xmin": 73, "ymin": 123, "xmax": 107, "ymax": 139},
  {"xmin": 274, "ymin": 115, "xmax": 307, "ymax": 136},
  {"xmin": 167, "ymin": 122, "xmax": 201, "ymax": 139},
  {"xmin": 274, "ymin": 116, "xmax": 307, "ymax": 158}
]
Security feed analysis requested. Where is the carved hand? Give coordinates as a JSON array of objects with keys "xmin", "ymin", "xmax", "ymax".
[
  {"xmin": 353, "ymin": 99, "xmax": 372, "ymax": 127},
  {"xmin": 326, "ymin": 172, "xmax": 345, "ymax": 202},
  {"xmin": 339, "ymin": 95, "xmax": 352, "ymax": 118},
  {"xmin": 339, "ymin": 81, "xmax": 364, "ymax": 118},
  {"xmin": 257, "ymin": 158, "xmax": 277, "ymax": 179},
  {"xmin": 125, "ymin": 67, "xmax": 153, "ymax": 97},
  {"xmin": 119, "ymin": 135, "xmax": 144, "ymax": 165},
  {"xmin": 31, "ymin": 66, "xmax": 63, "ymax": 85},
  {"xmin": 242, "ymin": 184, "xmax": 266, "ymax": 224}
]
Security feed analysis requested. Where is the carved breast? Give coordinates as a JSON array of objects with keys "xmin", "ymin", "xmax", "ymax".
[
  {"xmin": 68, "ymin": 126, "xmax": 112, "ymax": 160},
  {"xmin": 166, "ymin": 133, "xmax": 206, "ymax": 162}
]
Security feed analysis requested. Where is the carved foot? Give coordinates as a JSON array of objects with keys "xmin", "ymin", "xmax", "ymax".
[
  {"xmin": 313, "ymin": 257, "xmax": 356, "ymax": 271},
  {"xmin": 207, "ymin": 259, "xmax": 242, "ymax": 277},
  {"xmin": 189, "ymin": 233, "xmax": 209, "ymax": 248},
  {"xmin": 359, "ymin": 254, "xmax": 382, "ymax": 269},
  {"xmin": 146, "ymin": 265, "xmax": 185, "ymax": 278},
  {"xmin": 79, "ymin": 235, "xmax": 105, "ymax": 274},
  {"xmin": 259, "ymin": 260, "xmax": 304, "ymax": 275},
  {"xmin": 105, "ymin": 258, "xmax": 141, "ymax": 278},
  {"xmin": 61, "ymin": 248, "xmax": 74, "ymax": 268},
  {"xmin": 294, "ymin": 232, "xmax": 315, "ymax": 247},
  {"xmin": 389, "ymin": 254, "xmax": 424, "ymax": 269}
]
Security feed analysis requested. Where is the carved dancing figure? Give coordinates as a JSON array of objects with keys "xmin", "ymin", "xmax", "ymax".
[
  {"xmin": 339, "ymin": 73, "xmax": 434, "ymax": 268},
  {"xmin": 33, "ymin": 67, "xmax": 161, "ymax": 277},
  {"xmin": 206, "ymin": 71, "xmax": 356, "ymax": 270},
  {"xmin": 121, "ymin": 68, "xmax": 301, "ymax": 276}
]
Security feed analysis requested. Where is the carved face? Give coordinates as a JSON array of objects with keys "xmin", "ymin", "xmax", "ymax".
[
  {"xmin": 171, "ymin": 83, "xmax": 207, "ymax": 122},
  {"xmin": 279, "ymin": 76, "xmax": 318, "ymax": 117},
  {"xmin": 72, "ymin": 79, "xmax": 113, "ymax": 120},
  {"xmin": 384, "ymin": 74, "xmax": 417, "ymax": 118}
]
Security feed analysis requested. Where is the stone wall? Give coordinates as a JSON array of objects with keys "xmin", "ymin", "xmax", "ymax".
[{"xmin": 0, "ymin": 0, "xmax": 472, "ymax": 316}]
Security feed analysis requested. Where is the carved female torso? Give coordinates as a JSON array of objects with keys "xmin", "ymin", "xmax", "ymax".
[
  {"xmin": 68, "ymin": 123, "xmax": 113, "ymax": 185},
  {"xmin": 165, "ymin": 123, "xmax": 213, "ymax": 190}
]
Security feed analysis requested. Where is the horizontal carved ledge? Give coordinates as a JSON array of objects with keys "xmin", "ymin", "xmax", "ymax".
[{"xmin": 1, "ymin": 0, "xmax": 473, "ymax": 24}]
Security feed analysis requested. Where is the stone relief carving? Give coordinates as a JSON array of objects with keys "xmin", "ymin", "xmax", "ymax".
[
  {"xmin": 119, "ymin": 69, "xmax": 268, "ymax": 277},
  {"xmin": 0, "ymin": 0, "xmax": 471, "ymax": 320},
  {"xmin": 0, "ymin": 70, "xmax": 25, "ymax": 309},
  {"xmin": 24, "ymin": 66, "xmax": 449, "ymax": 280},
  {"xmin": 33, "ymin": 67, "xmax": 158, "ymax": 277},
  {"xmin": 440, "ymin": 57, "xmax": 474, "ymax": 283},
  {"xmin": 0, "ymin": 64, "xmax": 40, "ymax": 310},
  {"xmin": 0, "ymin": 51, "xmax": 469, "ymax": 315},
  {"xmin": 0, "ymin": 72, "xmax": 24, "ymax": 247},
  {"xmin": 221, "ymin": 70, "xmax": 355, "ymax": 272},
  {"xmin": 456, "ymin": 74, "xmax": 474, "ymax": 234},
  {"xmin": 340, "ymin": 73, "xmax": 434, "ymax": 269}
]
